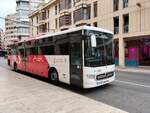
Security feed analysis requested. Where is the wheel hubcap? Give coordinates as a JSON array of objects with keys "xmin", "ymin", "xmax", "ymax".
[{"xmin": 51, "ymin": 72, "xmax": 57, "ymax": 81}]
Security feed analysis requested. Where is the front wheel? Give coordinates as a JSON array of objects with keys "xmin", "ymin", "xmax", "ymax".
[{"xmin": 49, "ymin": 69, "xmax": 59, "ymax": 84}]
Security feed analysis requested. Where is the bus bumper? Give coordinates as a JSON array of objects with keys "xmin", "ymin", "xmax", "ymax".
[{"xmin": 83, "ymin": 75, "xmax": 115, "ymax": 89}]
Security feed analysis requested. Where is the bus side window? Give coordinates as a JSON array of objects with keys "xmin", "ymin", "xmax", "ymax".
[
  {"xmin": 18, "ymin": 49, "xmax": 24, "ymax": 58},
  {"xmin": 58, "ymin": 43, "xmax": 70, "ymax": 55},
  {"xmin": 39, "ymin": 46, "xmax": 54, "ymax": 55},
  {"xmin": 30, "ymin": 47, "xmax": 38, "ymax": 55}
]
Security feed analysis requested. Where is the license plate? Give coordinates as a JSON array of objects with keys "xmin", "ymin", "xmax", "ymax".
[{"xmin": 97, "ymin": 80, "xmax": 109, "ymax": 85}]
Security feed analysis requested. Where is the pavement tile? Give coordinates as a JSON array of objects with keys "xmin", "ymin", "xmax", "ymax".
[{"xmin": 0, "ymin": 67, "xmax": 128, "ymax": 113}]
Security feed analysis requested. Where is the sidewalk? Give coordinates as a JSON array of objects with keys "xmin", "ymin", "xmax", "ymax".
[
  {"xmin": 0, "ymin": 66, "xmax": 128, "ymax": 113},
  {"xmin": 116, "ymin": 66, "xmax": 150, "ymax": 74}
]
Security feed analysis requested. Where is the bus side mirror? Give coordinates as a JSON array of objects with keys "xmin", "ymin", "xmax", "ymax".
[{"xmin": 90, "ymin": 35, "xmax": 97, "ymax": 47}]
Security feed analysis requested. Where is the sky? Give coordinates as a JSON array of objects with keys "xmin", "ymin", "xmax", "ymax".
[
  {"xmin": 0, "ymin": 0, "xmax": 16, "ymax": 30},
  {"xmin": 0, "ymin": 0, "xmax": 49, "ymax": 31}
]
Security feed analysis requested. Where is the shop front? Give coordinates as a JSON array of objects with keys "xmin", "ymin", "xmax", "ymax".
[{"xmin": 114, "ymin": 37, "xmax": 150, "ymax": 67}]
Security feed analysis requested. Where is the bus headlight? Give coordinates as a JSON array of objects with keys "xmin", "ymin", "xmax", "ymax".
[{"xmin": 86, "ymin": 74, "xmax": 95, "ymax": 79}]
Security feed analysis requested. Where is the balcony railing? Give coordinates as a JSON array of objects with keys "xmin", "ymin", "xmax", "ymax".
[
  {"xmin": 74, "ymin": 0, "xmax": 88, "ymax": 7},
  {"xmin": 114, "ymin": 27, "xmax": 119, "ymax": 34},
  {"xmin": 123, "ymin": 24, "xmax": 129, "ymax": 33},
  {"xmin": 59, "ymin": 14, "xmax": 72, "ymax": 28}
]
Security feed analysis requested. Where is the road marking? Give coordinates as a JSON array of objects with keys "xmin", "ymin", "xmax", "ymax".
[{"xmin": 115, "ymin": 80, "xmax": 150, "ymax": 89}]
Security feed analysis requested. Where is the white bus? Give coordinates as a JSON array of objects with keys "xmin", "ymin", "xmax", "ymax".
[{"xmin": 8, "ymin": 26, "xmax": 115, "ymax": 88}]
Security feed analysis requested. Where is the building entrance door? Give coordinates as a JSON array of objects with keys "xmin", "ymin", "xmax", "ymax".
[{"xmin": 140, "ymin": 39, "xmax": 150, "ymax": 66}]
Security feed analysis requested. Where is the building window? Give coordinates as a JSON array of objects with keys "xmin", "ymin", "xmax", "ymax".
[
  {"xmin": 37, "ymin": 16, "xmax": 38, "ymax": 24},
  {"xmin": 47, "ymin": 22, "xmax": 50, "ymax": 32},
  {"xmin": 59, "ymin": 14, "xmax": 71, "ymax": 27},
  {"xmin": 40, "ymin": 11, "xmax": 46, "ymax": 20},
  {"xmin": 73, "ymin": 0, "xmax": 80, "ymax": 6},
  {"xmin": 74, "ymin": 5, "xmax": 91, "ymax": 23},
  {"xmin": 93, "ymin": 22, "xmax": 98, "ymax": 27},
  {"xmin": 47, "ymin": 10, "xmax": 49, "ymax": 18},
  {"xmin": 123, "ymin": 14, "xmax": 129, "ymax": 33},
  {"xmin": 59, "ymin": 0, "xmax": 71, "ymax": 11},
  {"xmin": 37, "ymin": 27, "xmax": 38, "ymax": 35},
  {"xmin": 31, "ymin": 19, "xmax": 33, "ymax": 26},
  {"xmin": 55, "ymin": 5, "xmax": 58, "ymax": 15},
  {"xmin": 113, "ymin": 16, "xmax": 119, "ymax": 34},
  {"xmin": 39, "ymin": 23, "xmax": 47, "ymax": 33},
  {"xmin": 123, "ymin": 0, "xmax": 128, "ymax": 8},
  {"xmin": 93, "ymin": 1, "xmax": 98, "ymax": 17},
  {"xmin": 113, "ymin": 0, "xmax": 119, "ymax": 11},
  {"xmin": 55, "ymin": 18, "xmax": 58, "ymax": 29}
]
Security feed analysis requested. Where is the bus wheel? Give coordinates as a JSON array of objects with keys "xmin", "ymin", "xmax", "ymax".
[
  {"xmin": 49, "ymin": 69, "xmax": 59, "ymax": 84},
  {"xmin": 14, "ymin": 63, "xmax": 17, "ymax": 71},
  {"xmin": 8, "ymin": 60, "xmax": 10, "ymax": 66}
]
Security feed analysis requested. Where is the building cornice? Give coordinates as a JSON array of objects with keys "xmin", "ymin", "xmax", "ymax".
[{"xmin": 29, "ymin": 0, "xmax": 56, "ymax": 18}]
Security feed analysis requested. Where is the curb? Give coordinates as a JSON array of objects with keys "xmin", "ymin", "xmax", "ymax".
[{"xmin": 116, "ymin": 68, "xmax": 150, "ymax": 74}]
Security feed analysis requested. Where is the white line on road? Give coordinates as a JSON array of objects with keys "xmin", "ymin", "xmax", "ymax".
[{"xmin": 115, "ymin": 80, "xmax": 150, "ymax": 89}]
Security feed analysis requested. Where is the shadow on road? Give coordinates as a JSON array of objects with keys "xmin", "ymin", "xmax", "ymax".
[{"xmin": 11, "ymin": 69, "xmax": 115, "ymax": 95}]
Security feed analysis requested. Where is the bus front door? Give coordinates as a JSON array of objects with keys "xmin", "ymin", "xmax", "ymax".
[{"xmin": 70, "ymin": 37, "xmax": 83, "ymax": 87}]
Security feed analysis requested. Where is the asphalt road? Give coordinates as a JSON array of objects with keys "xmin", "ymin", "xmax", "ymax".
[{"xmin": 0, "ymin": 57, "xmax": 150, "ymax": 113}]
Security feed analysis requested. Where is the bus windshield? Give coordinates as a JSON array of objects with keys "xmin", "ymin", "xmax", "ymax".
[{"xmin": 84, "ymin": 30, "xmax": 114, "ymax": 67}]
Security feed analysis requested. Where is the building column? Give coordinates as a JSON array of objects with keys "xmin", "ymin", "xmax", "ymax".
[{"xmin": 119, "ymin": 37, "xmax": 125, "ymax": 67}]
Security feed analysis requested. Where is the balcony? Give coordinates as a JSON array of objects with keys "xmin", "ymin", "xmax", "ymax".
[
  {"xmin": 39, "ymin": 12, "xmax": 47, "ymax": 25},
  {"xmin": 16, "ymin": 6, "xmax": 28, "ymax": 11},
  {"xmin": 114, "ymin": 27, "xmax": 119, "ymax": 34},
  {"xmin": 59, "ymin": 14, "xmax": 72, "ymax": 30},
  {"xmin": 59, "ymin": 10, "xmax": 70, "ymax": 15},
  {"xmin": 74, "ymin": 6, "xmax": 91, "ymax": 24},
  {"xmin": 60, "ymin": 25, "xmax": 71, "ymax": 31},
  {"xmin": 74, "ymin": 0, "xmax": 88, "ymax": 7},
  {"xmin": 9, "ymin": 37, "xmax": 19, "ymax": 42},
  {"xmin": 74, "ymin": 20, "xmax": 87, "ymax": 26},
  {"xmin": 59, "ymin": 0, "xmax": 71, "ymax": 14},
  {"xmin": 39, "ymin": 24, "xmax": 47, "ymax": 34},
  {"xmin": 39, "ymin": 19, "xmax": 46, "ymax": 25}
]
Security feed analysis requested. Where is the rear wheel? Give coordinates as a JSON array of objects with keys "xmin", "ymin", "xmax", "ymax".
[
  {"xmin": 49, "ymin": 69, "xmax": 59, "ymax": 84},
  {"xmin": 8, "ymin": 60, "xmax": 10, "ymax": 66},
  {"xmin": 14, "ymin": 63, "xmax": 17, "ymax": 71}
]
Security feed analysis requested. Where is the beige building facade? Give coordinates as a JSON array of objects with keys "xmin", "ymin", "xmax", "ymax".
[
  {"xmin": 0, "ymin": 29, "xmax": 5, "ymax": 50},
  {"xmin": 5, "ymin": 13, "xmax": 18, "ymax": 47},
  {"xmin": 29, "ymin": 0, "xmax": 150, "ymax": 67}
]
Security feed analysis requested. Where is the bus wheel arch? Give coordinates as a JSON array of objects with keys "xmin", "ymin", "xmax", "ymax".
[{"xmin": 48, "ymin": 67, "xmax": 59, "ymax": 84}]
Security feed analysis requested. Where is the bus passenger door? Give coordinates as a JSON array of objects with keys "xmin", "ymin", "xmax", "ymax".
[
  {"xmin": 18, "ymin": 48, "xmax": 26, "ymax": 71},
  {"xmin": 25, "ymin": 48, "xmax": 30, "ymax": 73},
  {"xmin": 70, "ymin": 36, "xmax": 83, "ymax": 87}
]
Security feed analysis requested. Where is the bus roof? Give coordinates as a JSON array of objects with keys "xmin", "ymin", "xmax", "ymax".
[
  {"xmin": 36, "ymin": 26, "xmax": 113, "ymax": 40},
  {"xmin": 17, "ymin": 26, "xmax": 113, "ymax": 43}
]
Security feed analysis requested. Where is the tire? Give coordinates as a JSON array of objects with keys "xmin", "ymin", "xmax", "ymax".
[
  {"xmin": 14, "ymin": 63, "xmax": 17, "ymax": 71},
  {"xmin": 8, "ymin": 60, "xmax": 10, "ymax": 66},
  {"xmin": 49, "ymin": 69, "xmax": 59, "ymax": 84}
]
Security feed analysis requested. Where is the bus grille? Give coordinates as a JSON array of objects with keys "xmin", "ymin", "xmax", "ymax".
[{"xmin": 96, "ymin": 72, "xmax": 114, "ymax": 80}]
